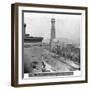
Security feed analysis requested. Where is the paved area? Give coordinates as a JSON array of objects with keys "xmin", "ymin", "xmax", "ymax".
[{"xmin": 24, "ymin": 47, "xmax": 80, "ymax": 73}]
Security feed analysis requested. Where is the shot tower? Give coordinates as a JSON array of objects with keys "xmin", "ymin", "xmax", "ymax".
[{"xmin": 50, "ymin": 18, "xmax": 56, "ymax": 51}]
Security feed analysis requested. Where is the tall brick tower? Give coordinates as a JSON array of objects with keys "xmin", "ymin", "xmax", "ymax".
[{"xmin": 50, "ymin": 18, "xmax": 56, "ymax": 51}]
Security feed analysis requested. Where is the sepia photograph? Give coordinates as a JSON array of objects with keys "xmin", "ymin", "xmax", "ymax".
[{"xmin": 23, "ymin": 11, "xmax": 81, "ymax": 78}]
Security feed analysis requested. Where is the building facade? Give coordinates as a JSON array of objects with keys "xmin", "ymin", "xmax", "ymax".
[{"xmin": 24, "ymin": 24, "xmax": 43, "ymax": 74}]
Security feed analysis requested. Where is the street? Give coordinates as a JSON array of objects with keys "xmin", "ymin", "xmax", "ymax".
[{"xmin": 42, "ymin": 49, "xmax": 79, "ymax": 72}]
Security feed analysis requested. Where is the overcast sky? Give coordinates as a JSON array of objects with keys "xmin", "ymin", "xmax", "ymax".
[{"xmin": 24, "ymin": 12, "xmax": 81, "ymax": 43}]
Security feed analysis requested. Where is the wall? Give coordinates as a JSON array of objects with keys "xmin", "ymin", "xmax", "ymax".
[{"xmin": 0, "ymin": 0, "xmax": 89, "ymax": 90}]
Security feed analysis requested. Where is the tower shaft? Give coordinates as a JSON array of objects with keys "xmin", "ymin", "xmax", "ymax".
[{"xmin": 50, "ymin": 18, "xmax": 56, "ymax": 51}]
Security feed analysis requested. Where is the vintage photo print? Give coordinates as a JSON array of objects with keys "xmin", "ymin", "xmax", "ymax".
[{"xmin": 23, "ymin": 11, "xmax": 81, "ymax": 78}]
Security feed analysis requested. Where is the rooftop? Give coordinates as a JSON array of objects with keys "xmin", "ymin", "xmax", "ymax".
[{"xmin": 24, "ymin": 36, "xmax": 43, "ymax": 43}]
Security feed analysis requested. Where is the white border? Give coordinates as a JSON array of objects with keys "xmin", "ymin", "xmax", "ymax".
[{"xmin": 18, "ymin": 6, "xmax": 86, "ymax": 84}]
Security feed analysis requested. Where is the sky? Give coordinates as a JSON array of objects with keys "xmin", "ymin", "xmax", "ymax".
[{"xmin": 24, "ymin": 12, "xmax": 81, "ymax": 43}]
